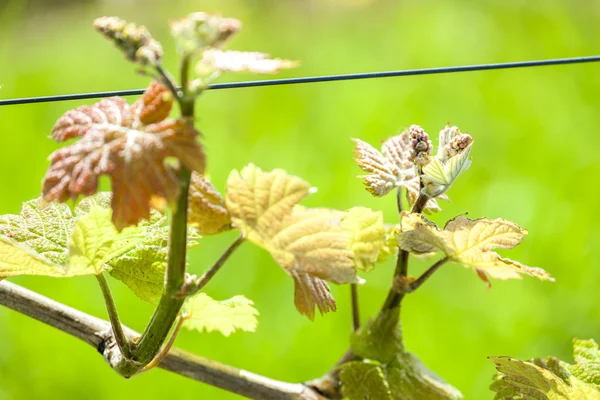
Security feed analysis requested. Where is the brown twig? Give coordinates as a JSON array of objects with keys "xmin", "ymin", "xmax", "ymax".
[{"xmin": 0, "ymin": 280, "xmax": 324, "ymax": 400}]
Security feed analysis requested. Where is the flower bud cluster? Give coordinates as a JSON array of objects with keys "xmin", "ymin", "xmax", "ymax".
[
  {"xmin": 408, "ymin": 125, "xmax": 433, "ymax": 168},
  {"xmin": 439, "ymin": 126, "xmax": 473, "ymax": 159},
  {"xmin": 94, "ymin": 17, "xmax": 163, "ymax": 66}
]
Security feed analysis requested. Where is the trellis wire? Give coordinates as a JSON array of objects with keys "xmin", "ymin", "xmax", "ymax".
[{"xmin": 1, "ymin": 55, "xmax": 599, "ymax": 107}]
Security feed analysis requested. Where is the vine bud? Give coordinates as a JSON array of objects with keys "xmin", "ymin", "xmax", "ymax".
[{"xmin": 94, "ymin": 17, "xmax": 163, "ymax": 66}]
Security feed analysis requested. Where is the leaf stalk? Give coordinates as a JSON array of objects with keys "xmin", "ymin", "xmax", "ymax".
[
  {"xmin": 96, "ymin": 273, "xmax": 132, "ymax": 359},
  {"xmin": 183, "ymin": 234, "xmax": 245, "ymax": 298}
]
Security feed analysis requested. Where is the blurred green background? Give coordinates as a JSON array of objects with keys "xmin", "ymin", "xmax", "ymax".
[{"xmin": 1, "ymin": 0, "xmax": 599, "ymax": 398}]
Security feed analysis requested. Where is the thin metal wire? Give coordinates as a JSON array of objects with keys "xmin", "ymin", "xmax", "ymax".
[{"xmin": 1, "ymin": 55, "xmax": 599, "ymax": 107}]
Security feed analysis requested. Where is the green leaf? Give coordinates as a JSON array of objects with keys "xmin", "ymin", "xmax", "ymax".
[
  {"xmin": 107, "ymin": 247, "xmax": 166, "ymax": 304},
  {"xmin": 352, "ymin": 309, "xmax": 402, "ymax": 364},
  {"xmin": 0, "ymin": 198, "xmax": 75, "ymax": 265},
  {"xmin": 0, "ymin": 194, "xmax": 198, "ymax": 304},
  {"xmin": 347, "ymin": 309, "xmax": 463, "ymax": 400},
  {"xmin": 489, "ymin": 356, "xmax": 600, "ymax": 399},
  {"xmin": 67, "ymin": 206, "xmax": 145, "ymax": 275},
  {"xmin": 385, "ymin": 352, "xmax": 463, "ymax": 400},
  {"xmin": 81, "ymin": 195, "xmax": 200, "ymax": 303},
  {"xmin": 569, "ymin": 339, "xmax": 600, "ymax": 391},
  {"xmin": 340, "ymin": 360, "xmax": 392, "ymax": 400},
  {"xmin": 182, "ymin": 293, "xmax": 258, "ymax": 336},
  {"xmin": 573, "ymin": 338, "xmax": 600, "ymax": 364},
  {"xmin": 0, "ymin": 237, "xmax": 68, "ymax": 277}
]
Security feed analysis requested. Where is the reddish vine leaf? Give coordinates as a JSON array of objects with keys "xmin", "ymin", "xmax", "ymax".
[{"xmin": 42, "ymin": 82, "xmax": 205, "ymax": 230}]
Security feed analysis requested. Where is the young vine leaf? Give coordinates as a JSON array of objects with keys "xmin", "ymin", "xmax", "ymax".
[
  {"xmin": 352, "ymin": 135, "xmax": 412, "ymax": 197},
  {"xmin": 352, "ymin": 135, "xmax": 444, "ymax": 213},
  {"xmin": 341, "ymin": 207, "xmax": 388, "ymax": 271},
  {"xmin": 342, "ymin": 309, "xmax": 463, "ymax": 400},
  {"xmin": 0, "ymin": 193, "xmax": 199, "ymax": 303},
  {"xmin": 170, "ymin": 12, "xmax": 242, "ymax": 55},
  {"xmin": 182, "ymin": 293, "xmax": 258, "ymax": 336},
  {"xmin": 188, "ymin": 172, "xmax": 232, "ymax": 235},
  {"xmin": 490, "ymin": 339, "xmax": 600, "ymax": 399},
  {"xmin": 225, "ymin": 164, "xmax": 386, "ymax": 319},
  {"xmin": 170, "ymin": 12, "xmax": 297, "ymax": 93},
  {"xmin": 403, "ymin": 176, "xmax": 449, "ymax": 213},
  {"xmin": 377, "ymin": 224, "xmax": 400, "ymax": 264},
  {"xmin": 67, "ymin": 206, "xmax": 145, "ymax": 275},
  {"xmin": 42, "ymin": 81, "xmax": 205, "ymax": 230},
  {"xmin": 421, "ymin": 125, "xmax": 473, "ymax": 198},
  {"xmin": 0, "ymin": 199, "xmax": 77, "ymax": 265},
  {"xmin": 196, "ymin": 50, "xmax": 298, "ymax": 75},
  {"xmin": 0, "ymin": 237, "xmax": 70, "ymax": 277},
  {"xmin": 76, "ymin": 192, "xmax": 201, "ymax": 304},
  {"xmin": 396, "ymin": 212, "xmax": 554, "ymax": 285}
]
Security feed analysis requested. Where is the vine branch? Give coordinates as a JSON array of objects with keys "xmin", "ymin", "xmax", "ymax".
[
  {"xmin": 133, "ymin": 58, "xmax": 197, "ymax": 367},
  {"xmin": 403, "ymin": 257, "xmax": 449, "ymax": 294},
  {"xmin": 183, "ymin": 234, "xmax": 246, "ymax": 297},
  {"xmin": 0, "ymin": 280, "xmax": 324, "ymax": 400}
]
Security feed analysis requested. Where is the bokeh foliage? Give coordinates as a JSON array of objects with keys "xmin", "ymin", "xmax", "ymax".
[{"xmin": 0, "ymin": 0, "xmax": 599, "ymax": 398}]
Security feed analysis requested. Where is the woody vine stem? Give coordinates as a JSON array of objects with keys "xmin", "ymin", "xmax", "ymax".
[{"xmin": 132, "ymin": 57, "xmax": 194, "ymax": 369}]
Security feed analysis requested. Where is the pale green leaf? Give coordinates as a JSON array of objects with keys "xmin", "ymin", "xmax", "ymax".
[
  {"xmin": 67, "ymin": 206, "xmax": 145, "ymax": 275},
  {"xmin": 340, "ymin": 361, "xmax": 392, "ymax": 400},
  {"xmin": 0, "ymin": 237, "xmax": 68, "ymax": 277},
  {"xmin": 0, "ymin": 193, "xmax": 198, "ymax": 302},
  {"xmin": 422, "ymin": 143, "xmax": 472, "ymax": 197},
  {"xmin": 376, "ymin": 224, "xmax": 399, "ymax": 264},
  {"xmin": 397, "ymin": 212, "xmax": 554, "ymax": 283},
  {"xmin": 108, "ymin": 247, "xmax": 166, "ymax": 304},
  {"xmin": 182, "ymin": 293, "xmax": 258, "ymax": 336},
  {"xmin": 489, "ymin": 356, "xmax": 600, "ymax": 400},
  {"xmin": 341, "ymin": 207, "xmax": 387, "ymax": 272},
  {"xmin": 0, "ymin": 198, "xmax": 75, "ymax": 265}
]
